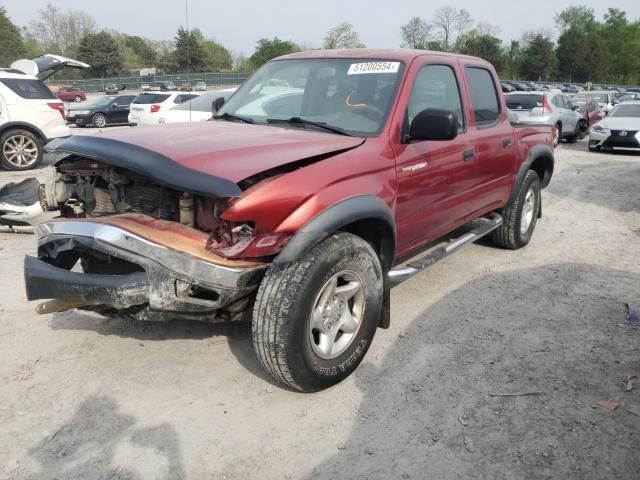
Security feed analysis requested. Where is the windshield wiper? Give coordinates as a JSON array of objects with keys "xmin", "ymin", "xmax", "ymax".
[
  {"xmin": 213, "ymin": 112, "xmax": 255, "ymax": 124},
  {"xmin": 266, "ymin": 117, "xmax": 351, "ymax": 136}
]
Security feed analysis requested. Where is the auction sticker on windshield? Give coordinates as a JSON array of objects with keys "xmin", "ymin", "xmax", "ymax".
[{"xmin": 348, "ymin": 62, "xmax": 400, "ymax": 75}]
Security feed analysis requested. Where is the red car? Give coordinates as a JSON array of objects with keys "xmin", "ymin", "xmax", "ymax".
[
  {"xmin": 573, "ymin": 98, "xmax": 604, "ymax": 127},
  {"xmin": 180, "ymin": 82, "xmax": 192, "ymax": 92},
  {"xmin": 25, "ymin": 50, "xmax": 554, "ymax": 391},
  {"xmin": 55, "ymin": 86, "xmax": 86, "ymax": 102}
]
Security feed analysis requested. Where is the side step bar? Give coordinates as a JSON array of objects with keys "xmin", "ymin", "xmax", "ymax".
[{"xmin": 388, "ymin": 213, "xmax": 503, "ymax": 284}]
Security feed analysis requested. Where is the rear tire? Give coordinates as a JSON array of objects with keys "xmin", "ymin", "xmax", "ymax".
[
  {"xmin": 74, "ymin": 96, "xmax": 82, "ymax": 102},
  {"xmin": 492, "ymin": 170, "xmax": 541, "ymax": 250},
  {"xmin": 0, "ymin": 129, "xmax": 43, "ymax": 171},
  {"xmin": 252, "ymin": 232, "xmax": 384, "ymax": 392}
]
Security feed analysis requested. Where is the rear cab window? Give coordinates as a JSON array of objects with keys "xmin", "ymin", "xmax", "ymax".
[
  {"xmin": 1, "ymin": 78, "xmax": 55, "ymax": 100},
  {"xmin": 465, "ymin": 67, "xmax": 500, "ymax": 127},
  {"xmin": 132, "ymin": 93, "xmax": 170, "ymax": 104},
  {"xmin": 174, "ymin": 94, "xmax": 198, "ymax": 104}
]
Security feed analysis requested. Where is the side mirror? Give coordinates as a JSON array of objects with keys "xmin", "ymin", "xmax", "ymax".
[
  {"xmin": 212, "ymin": 96, "xmax": 226, "ymax": 114},
  {"xmin": 111, "ymin": 103, "xmax": 118, "ymax": 109},
  {"xmin": 408, "ymin": 108, "xmax": 458, "ymax": 142}
]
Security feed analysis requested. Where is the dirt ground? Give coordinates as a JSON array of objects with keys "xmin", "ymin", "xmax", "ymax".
[{"xmin": 0, "ymin": 136, "xmax": 639, "ymax": 479}]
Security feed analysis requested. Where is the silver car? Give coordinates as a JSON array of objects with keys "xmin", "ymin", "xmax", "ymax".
[
  {"xmin": 506, "ymin": 91, "xmax": 584, "ymax": 146},
  {"xmin": 573, "ymin": 90, "xmax": 617, "ymax": 113},
  {"xmin": 588, "ymin": 101, "xmax": 640, "ymax": 152}
]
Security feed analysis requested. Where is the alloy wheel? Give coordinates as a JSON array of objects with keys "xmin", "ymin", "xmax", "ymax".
[{"xmin": 2, "ymin": 135, "xmax": 39, "ymax": 168}]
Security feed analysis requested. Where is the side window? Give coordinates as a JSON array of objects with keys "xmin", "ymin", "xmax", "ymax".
[
  {"xmin": 406, "ymin": 64, "xmax": 465, "ymax": 129},
  {"xmin": 465, "ymin": 67, "xmax": 500, "ymax": 126},
  {"xmin": 564, "ymin": 97, "xmax": 573, "ymax": 110},
  {"xmin": 552, "ymin": 95, "xmax": 562, "ymax": 108}
]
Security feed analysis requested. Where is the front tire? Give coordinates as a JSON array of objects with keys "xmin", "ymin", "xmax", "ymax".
[
  {"xmin": 92, "ymin": 113, "xmax": 107, "ymax": 128},
  {"xmin": 74, "ymin": 96, "xmax": 82, "ymax": 102},
  {"xmin": 492, "ymin": 170, "xmax": 541, "ymax": 250},
  {"xmin": 553, "ymin": 124, "xmax": 561, "ymax": 147},
  {"xmin": 0, "ymin": 129, "xmax": 43, "ymax": 171},
  {"xmin": 252, "ymin": 232, "xmax": 384, "ymax": 392}
]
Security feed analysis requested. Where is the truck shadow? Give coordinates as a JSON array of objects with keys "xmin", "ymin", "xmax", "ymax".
[
  {"xmin": 25, "ymin": 396, "xmax": 185, "ymax": 479},
  {"xmin": 48, "ymin": 312, "xmax": 273, "ymax": 384},
  {"xmin": 307, "ymin": 263, "xmax": 640, "ymax": 480}
]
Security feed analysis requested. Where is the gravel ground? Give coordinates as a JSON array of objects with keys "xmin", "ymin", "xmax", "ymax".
[{"xmin": 0, "ymin": 136, "xmax": 638, "ymax": 479}]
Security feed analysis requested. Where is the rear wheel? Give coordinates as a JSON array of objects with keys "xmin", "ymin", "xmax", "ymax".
[
  {"xmin": 492, "ymin": 170, "xmax": 541, "ymax": 250},
  {"xmin": 0, "ymin": 129, "xmax": 43, "ymax": 171},
  {"xmin": 92, "ymin": 113, "xmax": 107, "ymax": 128},
  {"xmin": 553, "ymin": 124, "xmax": 561, "ymax": 146},
  {"xmin": 74, "ymin": 95, "xmax": 82, "ymax": 102},
  {"xmin": 252, "ymin": 232, "xmax": 383, "ymax": 392}
]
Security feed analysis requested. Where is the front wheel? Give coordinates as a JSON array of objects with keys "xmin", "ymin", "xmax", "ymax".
[
  {"xmin": 492, "ymin": 170, "xmax": 541, "ymax": 250},
  {"xmin": 252, "ymin": 232, "xmax": 384, "ymax": 392},
  {"xmin": 74, "ymin": 96, "xmax": 82, "ymax": 102},
  {"xmin": 92, "ymin": 113, "xmax": 107, "ymax": 128}
]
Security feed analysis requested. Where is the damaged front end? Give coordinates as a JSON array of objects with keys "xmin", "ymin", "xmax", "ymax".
[
  {"xmin": 0, "ymin": 178, "xmax": 52, "ymax": 233},
  {"xmin": 22, "ymin": 137, "xmax": 285, "ymax": 322}
]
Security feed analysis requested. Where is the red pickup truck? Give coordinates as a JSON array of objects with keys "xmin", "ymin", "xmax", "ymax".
[{"xmin": 25, "ymin": 50, "xmax": 554, "ymax": 392}]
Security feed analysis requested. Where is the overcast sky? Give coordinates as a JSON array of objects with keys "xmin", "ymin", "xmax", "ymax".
[{"xmin": 2, "ymin": 0, "xmax": 640, "ymax": 55}]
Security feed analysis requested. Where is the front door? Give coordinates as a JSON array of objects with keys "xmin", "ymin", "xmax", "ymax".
[{"xmin": 392, "ymin": 60, "xmax": 475, "ymax": 255}]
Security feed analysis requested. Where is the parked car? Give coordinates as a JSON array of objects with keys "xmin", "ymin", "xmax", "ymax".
[
  {"xmin": 66, "ymin": 94, "xmax": 136, "ymax": 127},
  {"xmin": 140, "ymin": 83, "xmax": 151, "ymax": 91},
  {"xmin": 138, "ymin": 89, "xmax": 236, "ymax": 125},
  {"xmin": 128, "ymin": 91, "xmax": 201, "ymax": 125},
  {"xmin": 194, "ymin": 81, "xmax": 207, "ymax": 91},
  {"xmin": 573, "ymin": 91, "xmax": 617, "ymax": 113},
  {"xmin": 104, "ymin": 83, "xmax": 119, "ymax": 95},
  {"xmin": 588, "ymin": 101, "xmax": 640, "ymax": 152},
  {"xmin": 511, "ymin": 82, "xmax": 531, "ymax": 91},
  {"xmin": 506, "ymin": 91, "xmax": 584, "ymax": 146},
  {"xmin": 501, "ymin": 81, "xmax": 515, "ymax": 93},
  {"xmin": 525, "ymin": 82, "xmax": 542, "ymax": 91},
  {"xmin": 180, "ymin": 82, "xmax": 192, "ymax": 92},
  {"xmin": 56, "ymin": 86, "xmax": 86, "ymax": 102},
  {"xmin": 159, "ymin": 81, "xmax": 177, "ymax": 91},
  {"xmin": 0, "ymin": 54, "xmax": 88, "ymax": 170},
  {"xmin": 25, "ymin": 49, "xmax": 555, "ymax": 392},
  {"xmin": 572, "ymin": 98, "xmax": 604, "ymax": 127},
  {"xmin": 615, "ymin": 92, "xmax": 640, "ymax": 103}
]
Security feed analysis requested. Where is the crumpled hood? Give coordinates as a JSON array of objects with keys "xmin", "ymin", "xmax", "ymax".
[{"xmin": 68, "ymin": 121, "xmax": 365, "ymax": 184}]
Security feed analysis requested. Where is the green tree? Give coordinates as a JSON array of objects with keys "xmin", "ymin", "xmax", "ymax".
[
  {"xmin": 556, "ymin": 26, "xmax": 609, "ymax": 82},
  {"xmin": 503, "ymin": 40, "xmax": 521, "ymax": 79},
  {"xmin": 0, "ymin": 8, "xmax": 26, "ymax": 66},
  {"xmin": 323, "ymin": 22, "xmax": 365, "ymax": 49},
  {"xmin": 555, "ymin": 6, "xmax": 596, "ymax": 33},
  {"xmin": 174, "ymin": 27, "xmax": 206, "ymax": 71},
  {"xmin": 125, "ymin": 35, "xmax": 158, "ymax": 67},
  {"xmin": 201, "ymin": 39, "xmax": 233, "ymax": 71},
  {"xmin": 400, "ymin": 17, "xmax": 432, "ymax": 49},
  {"xmin": 455, "ymin": 30, "xmax": 504, "ymax": 71},
  {"xmin": 249, "ymin": 38, "xmax": 299, "ymax": 68},
  {"xmin": 77, "ymin": 31, "xmax": 124, "ymax": 77},
  {"xmin": 519, "ymin": 34, "xmax": 556, "ymax": 81}
]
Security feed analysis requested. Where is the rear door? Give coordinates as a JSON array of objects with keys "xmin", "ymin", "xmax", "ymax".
[
  {"xmin": 110, "ymin": 95, "xmax": 134, "ymax": 123},
  {"xmin": 392, "ymin": 57, "xmax": 477, "ymax": 252},
  {"xmin": 462, "ymin": 65, "xmax": 516, "ymax": 216}
]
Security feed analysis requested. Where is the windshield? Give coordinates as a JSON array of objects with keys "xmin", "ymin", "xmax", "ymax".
[
  {"xmin": 92, "ymin": 96, "xmax": 116, "ymax": 107},
  {"xmin": 609, "ymin": 104, "xmax": 640, "ymax": 118},
  {"xmin": 172, "ymin": 91, "xmax": 234, "ymax": 112},
  {"xmin": 218, "ymin": 58, "xmax": 405, "ymax": 136}
]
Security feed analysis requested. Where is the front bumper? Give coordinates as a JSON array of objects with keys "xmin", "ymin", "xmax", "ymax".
[
  {"xmin": 25, "ymin": 217, "xmax": 268, "ymax": 321},
  {"xmin": 66, "ymin": 115, "xmax": 91, "ymax": 126},
  {"xmin": 589, "ymin": 129, "xmax": 640, "ymax": 151}
]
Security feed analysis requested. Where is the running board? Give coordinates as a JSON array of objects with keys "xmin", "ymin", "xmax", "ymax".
[{"xmin": 388, "ymin": 213, "xmax": 503, "ymax": 284}]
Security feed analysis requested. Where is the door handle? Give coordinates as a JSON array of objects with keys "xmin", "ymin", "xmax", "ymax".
[
  {"xmin": 463, "ymin": 149, "xmax": 474, "ymax": 161},
  {"xmin": 503, "ymin": 138, "xmax": 512, "ymax": 148}
]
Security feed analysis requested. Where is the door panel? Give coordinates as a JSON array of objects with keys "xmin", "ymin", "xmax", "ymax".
[{"xmin": 392, "ymin": 61, "xmax": 475, "ymax": 253}]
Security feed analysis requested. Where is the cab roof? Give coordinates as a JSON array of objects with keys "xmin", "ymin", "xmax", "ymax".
[{"xmin": 276, "ymin": 48, "xmax": 488, "ymax": 64}]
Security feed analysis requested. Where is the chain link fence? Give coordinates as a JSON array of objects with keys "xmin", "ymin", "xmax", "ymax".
[{"xmin": 48, "ymin": 72, "xmax": 251, "ymax": 92}]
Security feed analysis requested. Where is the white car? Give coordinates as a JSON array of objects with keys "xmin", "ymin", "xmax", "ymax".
[
  {"xmin": 128, "ymin": 91, "xmax": 201, "ymax": 126},
  {"xmin": 588, "ymin": 101, "xmax": 640, "ymax": 152},
  {"xmin": 140, "ymin": 89, "xmax": 236, "ymax": 125},
  {"xmin": 0, "ymin": 54, "xmax": 88, "ymax": 170}
]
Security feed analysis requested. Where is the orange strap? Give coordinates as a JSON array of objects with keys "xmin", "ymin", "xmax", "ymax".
[{"xmin": 345, "ymin": 91, "xmax": 367, "ymax": 108}]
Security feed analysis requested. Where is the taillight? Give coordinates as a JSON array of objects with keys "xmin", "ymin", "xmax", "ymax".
[
  {"xmin": 150, "ymin": 104, "xmax": 161, "ymax": 113},
  {"xmin": 47, "ymin": 102, "xmax": 65, "ymax": 119},
  {"xmin": 542, "ymin": 95, "xmax": 553, "ymax": 114}
]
